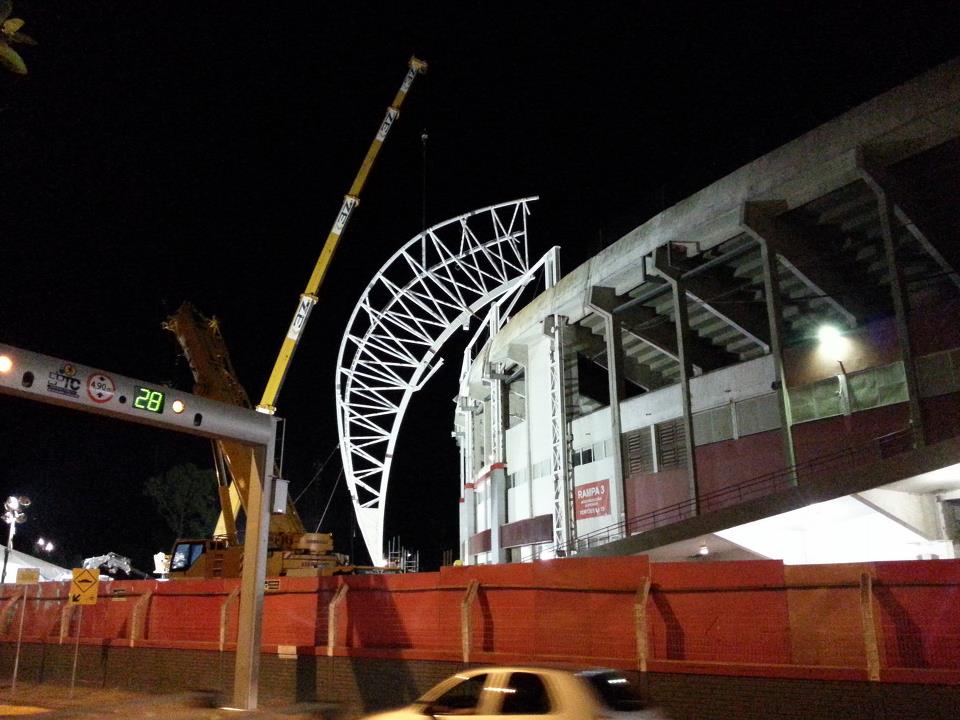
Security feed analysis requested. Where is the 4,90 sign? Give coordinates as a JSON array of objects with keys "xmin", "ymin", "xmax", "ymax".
[{"xmin": 132, "ymin": 386, "xmax": 165, "ymax": 414}]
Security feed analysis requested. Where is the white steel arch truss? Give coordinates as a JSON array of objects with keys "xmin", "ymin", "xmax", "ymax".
[{"xmin": 336, "ymin": 197, "xmax": 538, "ymax": 565}]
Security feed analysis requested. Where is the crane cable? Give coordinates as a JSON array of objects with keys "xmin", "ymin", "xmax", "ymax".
[
  {"xmin": 293, "ymin": 443, "xmax": 341, "ymax": 505},
  {"xmin": 421, "ymin": 126, "xmax": 429, "ymax": 268},
  {"xmin": 314, "ymin": 468, "xmax": 344, "ymax": 533}
]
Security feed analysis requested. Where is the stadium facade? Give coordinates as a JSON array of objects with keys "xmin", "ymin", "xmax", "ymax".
[{"xmin": 455, "ymin": 57, "xmax": 960, "ymax": 566}]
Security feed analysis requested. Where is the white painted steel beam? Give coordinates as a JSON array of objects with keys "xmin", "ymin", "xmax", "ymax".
[{"xmin": 336, "ymin": 198, "xmax": 538, "ymax": 565}]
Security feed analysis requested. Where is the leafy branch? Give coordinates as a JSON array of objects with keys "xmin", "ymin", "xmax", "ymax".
[{"xmin": 0, "ymin": 1, "xmax": 36, "ymax": 75}]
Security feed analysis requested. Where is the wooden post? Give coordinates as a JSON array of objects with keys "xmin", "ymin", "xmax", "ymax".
[
  {"xmin": 11, "ymin": 587, "xmax": 29, "ymax": 695},
  {"xmin": 635, "ymin": 578, "xmax": 651, "ymax": 672},
  {"xmin": 1, "ymin": 588, "xmax": 24, "ymax": 634},
  {"xmin": 129, "ymin": 590, "xmax": 153, "ymax": 648},
  {"xmin": 69, "ymin": 605, "xmax": 84, "ymax": 697},
  {"xmin": 461, "ymin": 580, "xmax": 480, "ymax": 663},
  {"xmin": 859, "ymin": 572, "xmax": 881, "ymax": 681},
  {"xmin": 327, "ymin": 583, "xmax": 349, "ymax": 657},
  {"xmin": 59, "ymin": 603, "xmax": 75, "ymax": 645},
  {"xmin": 219, "ymin": 587, "xmax": 240, "ymax": 652}
]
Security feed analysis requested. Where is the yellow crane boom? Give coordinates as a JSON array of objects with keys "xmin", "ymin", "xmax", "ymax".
[
  {"xmin": 160, "ymin": 57, "xmax": 427, "ymax": 579},
  {"xmin": 256, "ymin": 55, "xmax": 428, "ymax": 414},
  {"xmin": 163, "ymin": 303, "xmax": 305, "ymax": 544}
]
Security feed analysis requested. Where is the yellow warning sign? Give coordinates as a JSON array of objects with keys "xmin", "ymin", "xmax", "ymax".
[
  {"xmin": 69, "ymin": 568, "xmax": 99, "ymax": 605},
  {"xmin": 16, "ymin": 567, "xmax": 40, "ymax": 585}
]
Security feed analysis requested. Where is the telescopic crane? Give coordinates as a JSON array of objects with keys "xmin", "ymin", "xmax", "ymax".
[
  {"xmin": 257, "ymin": 55, "xmax": 427, "ymax": 415},
  {"xmin": 163, "ymin": 56, "xmax": 427, "ymax": 579}
]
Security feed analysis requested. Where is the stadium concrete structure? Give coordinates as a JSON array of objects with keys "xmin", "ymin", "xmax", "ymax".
[{"xmin": 453, "ymin": 57, "xmax": 960, "ymax": 566}]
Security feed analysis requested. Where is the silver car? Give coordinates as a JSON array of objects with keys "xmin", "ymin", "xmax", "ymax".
[{"xmin": 359, "ymin": 666, "xmax": 670, "ymax": 720}]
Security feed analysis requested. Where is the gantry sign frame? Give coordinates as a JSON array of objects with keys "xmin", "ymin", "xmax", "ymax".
[{"xmin": 0, "ymin": 342, "xmax": 275, "ymax": 710}]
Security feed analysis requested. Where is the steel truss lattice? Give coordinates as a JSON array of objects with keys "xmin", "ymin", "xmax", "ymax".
[{"xmin": 336, "ymin": 198, "xmax": 538, "ymax": 565}]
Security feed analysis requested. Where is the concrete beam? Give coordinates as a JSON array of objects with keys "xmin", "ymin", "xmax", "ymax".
[
  {"xmin": 741, "ymin": 202, "xmax": 878, "ymax": 326},
  {"xmin": 619, "ymin": 303, "xmax": 736, "ymax": 372},
  {"xmin": 857, "ymin": 150, "xmax": 960, "ymax": 289},
  {"xmin": 654, "ymin": 244, "xmax": 770, "ymax": 351},
  {"xmin": 855, "ymin": 488, "xmax": 944, "ymax": 540}
]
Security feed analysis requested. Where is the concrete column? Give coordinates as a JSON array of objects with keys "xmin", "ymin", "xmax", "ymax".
[
  {"xmin": 653, "ymin": 246, "xmax": 699, "ymax": 513},
  {"xmin": 485, "ymin": 362, "xmax": 507, "ymax": 464},
  {"xmin": 507, "ymin": 344, "xmax": 535, "ymax": 531},
  {"xmin": 488, "ymin": 465, "xmax": 507, "ymax": 564},
  {"xmin": 483, "ymin": 304, "xmax": 509, "ymax": 564},
  {"xmin": 741, "ymin": 204, "xmax": 798, "ymax": 478},
  {"xmin": 456, "ymin": 402, "xmax": 475, "ymax": 564},
  {"xmin": 758, "ymin": 237, "xmax": 798, "ymax": 476},
  {"xmin": 587, "ymin": 286, "xmax": 628, "ymax": 526},
  {"xmin": 864, "ymin": 179, "xmax": 926, "ymax": 447}
]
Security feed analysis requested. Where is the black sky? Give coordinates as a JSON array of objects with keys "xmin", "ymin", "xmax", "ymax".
[{"xmin": 3, "ymin": 2, "xmax": 960, "ymax": 572}]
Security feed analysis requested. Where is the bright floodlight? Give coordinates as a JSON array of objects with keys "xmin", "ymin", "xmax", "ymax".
[
  {"xmin": 817, "ymin": 324, "xmax": 849, "ymax": 361},
  {"xmin": 0, "ymin": 355, "xmax": 11, "ymax": 373},
  {"xmin": 817, "ymin": 325, "xmax": 841, "ymax": 342}
]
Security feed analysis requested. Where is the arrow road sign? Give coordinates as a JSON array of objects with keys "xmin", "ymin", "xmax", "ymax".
[{"xmin": 69, "ymin": 568, "xmax": 99, "ymax": 605}]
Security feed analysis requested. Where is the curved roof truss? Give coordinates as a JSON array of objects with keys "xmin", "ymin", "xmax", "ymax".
[{"xmin": 336, "ymin": 197, "xmax": 538, "ymax": 564}]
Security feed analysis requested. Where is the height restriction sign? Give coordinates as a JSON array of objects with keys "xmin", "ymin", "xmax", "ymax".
[{"xmin": 69, "ymin": 568, "xmax": 99, "ymax": 605}]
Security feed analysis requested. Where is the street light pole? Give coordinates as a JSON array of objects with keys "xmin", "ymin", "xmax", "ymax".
[{"xmin": 1, "ymin": 496, "xmax": 30, "ymax": 584}]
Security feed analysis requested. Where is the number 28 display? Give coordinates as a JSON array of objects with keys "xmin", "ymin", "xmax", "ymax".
[{"xmin": 132, "ymin": 386, "xmax": 165, "ymax": 414}]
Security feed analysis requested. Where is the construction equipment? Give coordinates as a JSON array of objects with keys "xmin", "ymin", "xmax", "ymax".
[
  {"xmin": 258, "ymin": 55, "xmax": 427, "ymax": 415},
  {"xmin": 162, "ymin": 57, "xmax": 426, "ymax": 579},
  {"xmin": 82, "ymin": 552, "xmax": 151, "ymax": 579},
  {"xmin": 163, "ymin": 303, "xmax": 365, "ymax": 578}
]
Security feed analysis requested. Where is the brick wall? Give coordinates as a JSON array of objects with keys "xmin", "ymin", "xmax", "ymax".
[{"xmin": 0, "ymin": 645, "xmax": 957, "ymax": 720}]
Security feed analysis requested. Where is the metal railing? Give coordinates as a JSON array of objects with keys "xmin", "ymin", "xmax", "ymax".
[{"xmin": 562, "ymin": 426, "xmax": 918, "ymax": 555}]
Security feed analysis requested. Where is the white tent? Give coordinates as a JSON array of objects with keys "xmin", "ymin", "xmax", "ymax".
[{"xmin": 0, "ymin": 547, "xmax": 71, "ymax": 583}]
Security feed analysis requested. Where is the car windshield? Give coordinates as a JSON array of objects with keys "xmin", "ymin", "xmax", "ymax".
[
  {"xmin": 579, "ymin": 671, "xmax": 645, "ymax": 711},
  {"xmin": 416, "ymin": 673, "xmax": 489, "ymax": 712}
]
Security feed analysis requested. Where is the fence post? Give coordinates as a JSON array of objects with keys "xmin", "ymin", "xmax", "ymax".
[
  {"xmin": 129, "ymin": 589, "xmax": 153, "ymax": 648},
  {"xmin": 1, "ymin": 588, "xmax": 25, "ymax": 635},
  {"xmin": 59, "ymin": 603, "xmax": 75, "ymax": 645},
  {"xmin": 635, "ymin": 578, "xmax": 651, "ymax": 672},
  {"xmin": 859, "ymin": 572, "xmax": 881, "ymax": 681},
  {"xmin": 461, "ymin": 580, "xmax": 480, "ymax": 663},
  {"xmin": 327, "ymin": 583, "xmax": 349, "ymax": 657},
  {"xmin": 219, "ymin": 586, "xmax": 240, "ymax": 651}
]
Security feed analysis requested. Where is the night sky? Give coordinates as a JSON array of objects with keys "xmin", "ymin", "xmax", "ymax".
[{"xmin": 3, "ymin": 2, "xmax": 960, "ymax": 572}]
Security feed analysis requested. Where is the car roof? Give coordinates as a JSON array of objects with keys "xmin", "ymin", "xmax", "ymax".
[
  {"xmin": 574, "ymin": 668, "xmax": 626, "ymax": 677},
  {"xmin": 463, "ymin": 665, "xmax": 621, "ymax": 674},
  {"xmin": 452, "ymin": 665, "xmax": 630, "ymax": 687}
]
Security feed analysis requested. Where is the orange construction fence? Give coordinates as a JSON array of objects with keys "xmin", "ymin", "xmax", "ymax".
[{"xmin": 1, "ymin": 557, "xmax": 957, "ymax": 684}]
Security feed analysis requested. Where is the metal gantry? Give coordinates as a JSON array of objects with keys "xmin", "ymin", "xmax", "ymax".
[{"xmin": 336, "ymin": 198, "xmax": 538, "ymax": 565}]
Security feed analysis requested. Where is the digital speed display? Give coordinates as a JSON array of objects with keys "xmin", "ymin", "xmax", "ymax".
[{"xmin": 132, "ymin": 386, "xmax": 165, "ymax": 413}]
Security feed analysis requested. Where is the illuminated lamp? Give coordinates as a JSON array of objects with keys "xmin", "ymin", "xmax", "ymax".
[
  {"xmin": 36, "ymin": 537, "xmax": 54, "ymax": 553},
  {"xmin": 171, "ymin": 399, "xmax": 186, "ymax": 414},
  {"xmin": 816, "ymin": 324, "xmax": 849, "ymax": 363},
  {"xmin": 0, "ymin": 355, "xmax": 12, "ymax": 373}
]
